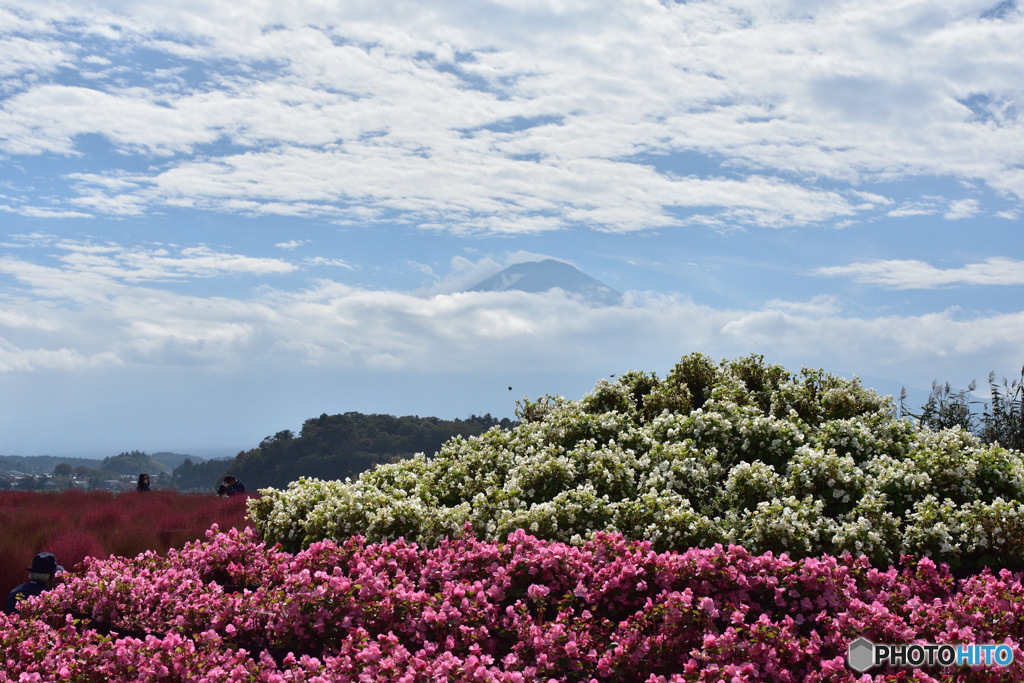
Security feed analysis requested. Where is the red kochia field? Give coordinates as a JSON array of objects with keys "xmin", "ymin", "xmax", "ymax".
[{"xmin": 0, "ymin": 490, "xmax": 249, "ymax": 595}]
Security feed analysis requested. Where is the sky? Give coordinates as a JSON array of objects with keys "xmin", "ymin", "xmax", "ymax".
[{"xmin": 1, "ymin": 0, "xmax": 1022, "ymax": 459}]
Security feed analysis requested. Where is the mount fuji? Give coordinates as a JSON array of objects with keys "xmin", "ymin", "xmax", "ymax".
[{"xmin": 468, "ymin": 259, "xmax": 623, "ymax": 307}]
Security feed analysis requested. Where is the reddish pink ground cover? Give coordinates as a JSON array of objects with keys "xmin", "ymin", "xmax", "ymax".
[
  {"xmin": 1, "ymin": 525, "xmax": 1021, "ymax": 681},
  {"xmin": 0, "ymin": 490, "xmax": 249, "ymax": 595}
]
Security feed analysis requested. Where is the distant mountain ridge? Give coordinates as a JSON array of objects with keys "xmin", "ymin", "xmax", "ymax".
[{"xmin": 469, "ymin": 259, "xmax": 623, "ymax": 306}]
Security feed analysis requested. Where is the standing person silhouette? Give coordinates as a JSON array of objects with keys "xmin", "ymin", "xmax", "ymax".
[
  {"xmin": 137, "ymin": 473, "xmax": 151, "ymax": 492},
  {"xmin": 5, "ymin": 553, "xmax": 63, "ymax": 615}
]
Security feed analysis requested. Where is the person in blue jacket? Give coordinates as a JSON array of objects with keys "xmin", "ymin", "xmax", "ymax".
[
  {"xmin": 5, "ymin": 552, "xmax": 63, "ymax": 615},
  {"xmin": 217, "ymin": 475, "xmax": 246, "ymax": 497}
]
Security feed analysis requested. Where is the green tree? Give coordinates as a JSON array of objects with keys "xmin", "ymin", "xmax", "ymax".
[
  {"xmin": 903, "ymin": 366, "xmax": 1024, "ymax": 449},
  {"xmin": 101, "ymin": 451, "xmax": 170, "ymax": 476},
  {"xmin": 917, "ymin": 380, "xmax": 979, "ymax": 432},
  {"xmin": 170, "ymin": 457, "xmax": 233, "ymax": 492},
  {"xmin": 981, "ymin": 368, "xmax": 1024, "ymax": 450}
]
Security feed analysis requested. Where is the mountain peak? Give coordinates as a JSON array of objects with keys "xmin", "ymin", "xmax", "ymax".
[{"xmin": 468, "ymin": 259, "xmax": 623, "ymax": 306}]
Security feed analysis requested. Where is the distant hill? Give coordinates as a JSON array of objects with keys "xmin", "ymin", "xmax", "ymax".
[
  {"xmin": 151, "ymin": 451, "xmax": 204, "ymax": 470},
  {"xmin": 0, "ymin": 455, "xmax": 100, "ymax": 475},
  {"xmin": 227, "ymin": 412, "xmax": 516, "ymax": 490},
  {"xmin": 469, "ymin": 259, "xmax": 623, "ymax": 306},
  {"xmin": 101, "ymin": 451, "xmax": 172, "ymax": 476}
]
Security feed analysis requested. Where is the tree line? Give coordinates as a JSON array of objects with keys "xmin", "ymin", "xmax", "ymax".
[{"xmin": 221, "ymin": 412, "xmax": 516, "ymax": 490}]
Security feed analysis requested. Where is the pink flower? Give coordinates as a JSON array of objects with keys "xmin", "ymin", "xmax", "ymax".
[{"xmin": 527, "ymin": 584, "xmax": 550, "ymax": 600}]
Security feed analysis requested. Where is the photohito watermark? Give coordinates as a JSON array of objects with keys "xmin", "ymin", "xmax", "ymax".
[{"xmin": 848, "ymin": 638, "xmax": 1015, "ymax": 672}]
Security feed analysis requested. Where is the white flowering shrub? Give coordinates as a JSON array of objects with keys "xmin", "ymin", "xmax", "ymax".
[
  {"xmin": 639, "ymin": 442, "xmax": 723, "ymax": 506},
  {"xmin": 727, "ymin": 495, "xmax": 834, "ymax": 558},
  {"xmin": 612, "ymin": 489, "xmax": 726, "ymax": 549},
  {"xmin": 250, "ymin": 353, "xmax": 1024, "ymax": 571},
  {"xmin": 723, "ymin": 461, "xmax": 786, "ymax": 511},
  {"xmin": 832, "ymin": 492, "xmax": 903, "ymax": 566},
  {"xmin": 787, "ymin": 447, "xmax": 865, "ymax": 517},
  {"xmin": 954, "ymin": 498, "xmax": 1024, "ymax": 569}
]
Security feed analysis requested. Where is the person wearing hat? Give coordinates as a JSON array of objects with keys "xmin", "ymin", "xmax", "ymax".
[{"xmin": 4, "ymin": 552, "xmax": 63, "ymax": 615}]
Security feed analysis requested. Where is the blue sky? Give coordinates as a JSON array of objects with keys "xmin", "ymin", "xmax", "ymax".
[{"xmin": 1, "ymin": 0, "xmax": 1022, "ymax": 458}]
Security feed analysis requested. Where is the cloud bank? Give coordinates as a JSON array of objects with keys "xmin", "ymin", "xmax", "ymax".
[
  {"xmin": 1, "ymin": 244, "xmax": 1019, "ymax": 392},
  {"xmin": 1, "ymin": 0, "xmax": 1021, "ymax": 233}
]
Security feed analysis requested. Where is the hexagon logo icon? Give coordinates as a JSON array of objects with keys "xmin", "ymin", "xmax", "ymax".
[{"xmin": 848, "ymin": 637, "xmax": 875, "ymax": 672}]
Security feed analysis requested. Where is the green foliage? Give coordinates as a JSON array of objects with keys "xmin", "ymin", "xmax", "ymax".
[
  {"xmin": 981, "ymin": 368, "xmax": 1024, "ymax": 451},
  {"xmin": 915, "ymin": 380, "xmax": 980, "ymax": 433},
  {"xmin": 901, "ymin": 367, "xmax": 1023, "ymax": 451},
  {"xmin": 100, "ymin": 450, "xmax": 171, "ymax": 476},
  {"xmin": 53, "ymin": 463, "xmax": 74, "ymax": 477},
  {"xmin": 230, "ymin": 412, "xmax": 514, "ymax": 490},
  {"xmin": 250, "ymin": 353, "xmax": 1024, "ymax": 573},
  {"xmin": 170, "ymin": 457, "xmax": 233, "ymax": 492}
]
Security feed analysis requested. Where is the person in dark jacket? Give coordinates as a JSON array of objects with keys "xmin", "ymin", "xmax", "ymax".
[
  {"xmin": 218, "ymin": 475, "xmax": 246, "ymax": 497},
  {"xmin": 5, "ymin": 552, "xmax": 63, "ymax": 615},
  {"xmin": 137, "ymin": 473, "xmax": 151, "ymax": 492}
]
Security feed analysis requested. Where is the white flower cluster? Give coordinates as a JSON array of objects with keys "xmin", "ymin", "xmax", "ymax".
[{"xmin": 249, "ymin": 354, "xmax": 1024, "ymax": 571}]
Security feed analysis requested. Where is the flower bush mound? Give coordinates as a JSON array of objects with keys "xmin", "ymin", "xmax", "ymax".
[
  {"xmin": 1, "ymin": 524, "xmax": 1021, "ymax": 682},
  {"xmin": 3, "ymin": 354, "xmax": 1022, "ymax": 682},
  {"xmin": 249, "ymin": 353, "xmax": 1024, "ymax": 574}
]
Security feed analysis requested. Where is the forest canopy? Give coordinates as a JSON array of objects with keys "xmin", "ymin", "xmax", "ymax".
[{"xmin": 225, "ymin": 412, "xmax": 516, "ymax": 490}]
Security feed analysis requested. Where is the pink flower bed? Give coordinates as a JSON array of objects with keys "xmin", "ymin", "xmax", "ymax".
[{"xmin": 2, "ymin": 525, "xmax": 1022, "ymax": 682}]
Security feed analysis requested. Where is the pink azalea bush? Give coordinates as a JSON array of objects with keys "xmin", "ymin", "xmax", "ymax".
[{"xmin": 1, "ymin": 524, "xmax": 1021, "ymax": 681}]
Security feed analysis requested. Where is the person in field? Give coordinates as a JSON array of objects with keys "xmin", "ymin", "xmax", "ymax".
[
  {"xmin": 218, "ymin": 475, "xmax": 246, "ymax": 497},
  {"xmin": 136, "ymin": 473, "xmax": 151, "ymax": 492},
  {"xmin": 4, "ymin": 552, "xmax": 63, "ymax": 615}
]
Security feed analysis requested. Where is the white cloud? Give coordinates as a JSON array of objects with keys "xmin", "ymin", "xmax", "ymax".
[
  {"xmin": 0, "ymin": 339, "xmax": 119, "ymax": 372},
  {"xmin": 0, "ymin": 37, "xmax": 69, "ymax": 85},
  {"xmin": 275, "ymin": 239, "xmax": 309, "ymax": 250},
  {"xmin": 0, "ymin": 84, "xmax": 227, "ymax": 155},
  {"xmin": 0, "ymin": 203, "xmax": 93, "ymax": 219},
  {"xmin": 885, "ymin": 195, "xmax": 984, "ymax": 220},
  {"xmin": 422, "ymin": 255, "xmax": 504, "ymax": 294},
  {"xmin": 888, "ymin": 200, "xmax": 940, "ymax": 217},
  {"xmin": 303, "ymin": 257, "xmax": 354, "ymax": 269},
  {"xmin": 1, "ymin": 0, "xmax": 1021, "ymax": 232},
  {"xmin": 0, "ymin": 240, "xmax": 297, "ymax": 291},
  {"xmin": 816, "ymin": 257, "xmax": 1024, "ymax": 288},
  {"xmin": 60, "ymin": 149, "xmax": 867, "ymax": 231},
  {"xmin": 944, "ymin": 198, "xmax": 980, "ymax": 220},
  {"xmin": 0, "ymin": 232, "xmax": 58, "ymax": 247}
]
